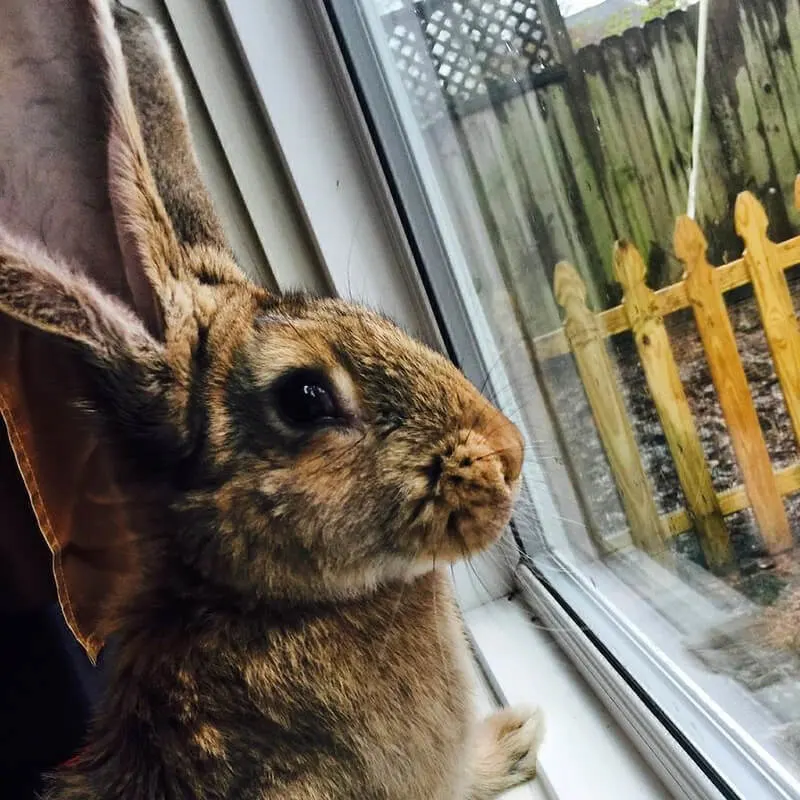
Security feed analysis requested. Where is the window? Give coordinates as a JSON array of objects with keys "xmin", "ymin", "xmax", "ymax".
[
  {"xmin": 216, "ymin": 0, "xmax": 800, "ymax": 796},
  {"xmin": 298, "ymin": 0, "xmax": 800, "ymax": 797}
]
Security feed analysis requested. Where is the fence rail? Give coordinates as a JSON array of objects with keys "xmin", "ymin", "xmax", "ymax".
[
  {"xmin": 536, "ymin": 231, "xmax": 800, "ymax": 359},
  {"xmin": 676, "ymin": 211, "xmax": 792, "ymax": 555},
  {"xmin": 554, "ymin": 185, "xmax": 800, "ymax": 570}
]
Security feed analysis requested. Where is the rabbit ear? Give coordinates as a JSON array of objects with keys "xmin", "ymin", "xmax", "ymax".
[
  {"xmin": 0, "ymin": 228, "xmax": 183, "ymax": 464},
  {"xmin": 90, "ymin": 0, "xmax": 247, "ymax": 332},
  {"xmin": 0, "ymin": 229, "xmax": 158, "ymax": 363},
  {"xmin": 115, "ymin": 2, "xmax": 233, "ymax": 256}
]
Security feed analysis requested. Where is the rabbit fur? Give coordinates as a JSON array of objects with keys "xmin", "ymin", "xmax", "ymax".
[{"xmin": 0, "ymin": 1, "xmax": 544, "ymax": 797}]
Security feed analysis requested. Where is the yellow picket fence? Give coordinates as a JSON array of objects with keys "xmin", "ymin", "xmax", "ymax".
[{"xmin": 543, "ymin": 183, "xmax": 800, "ymax": 572}]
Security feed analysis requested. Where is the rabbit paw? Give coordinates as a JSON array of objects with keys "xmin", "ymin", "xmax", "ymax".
[{"xmin": 469, "ymin": 706, "xmax": 545, "ymax": 799}]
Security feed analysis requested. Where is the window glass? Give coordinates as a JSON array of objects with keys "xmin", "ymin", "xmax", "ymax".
[{"xmin": 334, "ymin": 0, "xmax": 800, "ymax": 793}]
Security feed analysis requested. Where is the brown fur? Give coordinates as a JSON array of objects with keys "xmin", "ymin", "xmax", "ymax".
[{"xmin": 0, "ymin": 2, "xmax": 543, "ymax": 797}]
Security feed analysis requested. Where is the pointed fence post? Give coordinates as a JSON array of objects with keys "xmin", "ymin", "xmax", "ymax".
[
  {"xmin": 614, "ymin": 241, "xmax": 733, "ymax": 572},
  {"xmin": 676, "ymin": 215, "xmax": 792, "ymax": 555},
  {"xmin": 736, "ymin": 191, "xmax": 800, "ymax": 449},
  {"xmin": 554, "ymin": 262, "xmax": 668, "ymax": 560}
]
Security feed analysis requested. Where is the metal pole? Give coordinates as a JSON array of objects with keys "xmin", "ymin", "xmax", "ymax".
[{"xmin": 687, "ymin": 0, "xmax": 711, "ymax": 220}]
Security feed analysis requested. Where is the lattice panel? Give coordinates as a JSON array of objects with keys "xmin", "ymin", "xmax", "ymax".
[{"xmin": 382, "ymin": 0, "xmax": 563, "ymax": 125}]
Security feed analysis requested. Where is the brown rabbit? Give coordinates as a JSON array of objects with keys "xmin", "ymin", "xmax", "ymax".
[{"xmin": 0, "ymin": 1, "xmax": 543, "ymax": 798}]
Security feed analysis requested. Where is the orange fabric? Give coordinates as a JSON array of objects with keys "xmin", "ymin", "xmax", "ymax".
[{"xmin": 0, "ymin": 330, "xmax": 135, "ymax": 660}]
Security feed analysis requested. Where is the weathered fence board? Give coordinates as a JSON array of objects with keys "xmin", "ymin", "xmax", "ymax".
[
  {"xmin": 729, "ymin": 8, "xmax": 776, "ymax": 190},
  {"xmin": 623, "ymin": 28, "xmax": 686, "ymax": 239},
  {"xmin": 613, "ymin": 241, "xmax": 733, "ymax": 570},
  {"xmin": 736, "ymin": 191, "xmax": 800, "ymax": 447},
  {"xmin": 459, "ymin": 111, "xmax": 562, "ymax": 335},
  {"xmin": 675, "ymin": 214, "xmax": 792, "ymax": 555},
  {"xmin": 760, "ymin": 0, "xmax": 800, "ymax": 222},
  {"xmin": 503, "ymin": 91, "xmax": 596, "ymax": 302},
  {"xmin": 607, "ymin": 36, "xmax": 676, "ymax": 262},
  {"xmin": 742, "ymin": 1, "xmax": 797, "ymax": 221},
  {"xmin": 542, "ymin": 83, "xmax": 619, "ymax": 286},
  {"xmin": 578, "ymin": 46, "xmax": 660, "ymax": 276},
  {"xmin": 554, "ymin": 261, "xmax": 667, "ymax": 560}
]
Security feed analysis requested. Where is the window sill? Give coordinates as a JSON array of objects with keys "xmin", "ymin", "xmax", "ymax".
[{"xmin": 466, "ymin": 597, "xmax": 673, "ymax": 800}]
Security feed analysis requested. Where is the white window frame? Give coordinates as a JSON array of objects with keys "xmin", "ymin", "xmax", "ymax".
[{"xmin": 155, "ymin": 1, "xmax": 800, "ymax": 798}]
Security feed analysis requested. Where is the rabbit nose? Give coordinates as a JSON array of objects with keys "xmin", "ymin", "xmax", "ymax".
[{"xmin": 472, "ymin": 402, "xmax": 524, "ymax": 486}]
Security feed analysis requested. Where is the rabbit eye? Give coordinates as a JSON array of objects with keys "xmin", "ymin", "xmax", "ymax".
[{"xmin": 273, "ymin": 369, "xmax": 341, "ymax": 429}]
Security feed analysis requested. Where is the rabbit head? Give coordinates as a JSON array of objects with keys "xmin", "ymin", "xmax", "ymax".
[{"xmin": 0, "ymin": 0, "xmax": 523, "ymax": 605}]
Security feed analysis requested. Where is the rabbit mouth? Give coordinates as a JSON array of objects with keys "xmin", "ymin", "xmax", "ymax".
[
  {"xmin": 411, "ymin": 488, "xmax": 517, "ymax": 565},
  {"xmin": 400, "ymin": 438, "xmax": 522, "ymax": 566},
  {"xmin": 448, "ymin": 499, "xmax": 514, "ymax": 556}
]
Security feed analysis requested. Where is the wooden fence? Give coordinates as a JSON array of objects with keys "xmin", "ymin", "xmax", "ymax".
[
  {"xmin": 550, "ymin": 184, "xmax": 800, "ymax": 572},
  {"xmin": 438, "ymin": 0, "xmax": 800, "ymax": 333}
]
